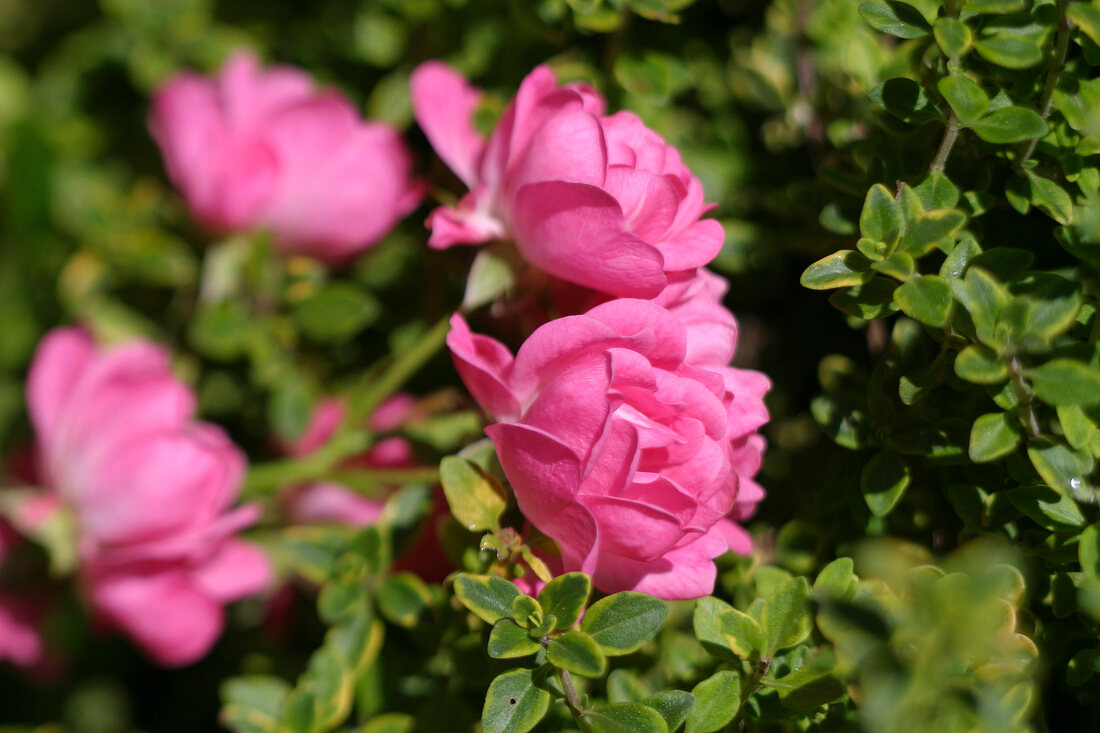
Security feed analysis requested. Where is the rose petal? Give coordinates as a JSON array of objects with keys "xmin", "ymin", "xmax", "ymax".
[
  {"xmin": 446, "ymin": 314, "xmax": 521, "ymax": 421},
  {"xmin": 511, "ymin": 180, "xmax": 665, "ymax": 298},
  {"xmin": 410, "ymin": 61, "xmax": 486, "ymax": 188}
]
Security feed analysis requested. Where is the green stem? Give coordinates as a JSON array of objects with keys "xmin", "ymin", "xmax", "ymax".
[
  {"xmin": 242, "ymin": 430, "xmax": 371, "ymax": 498},
  {"xmin": 1008, "ymin": 355, "xmax": 1042, "ymax": 439},
  {"xmin": 930, "ymin": 113, "xmax": 961, "ymax": 173},
  {"xmin": 557, "ymin": 668, "xmax": 594, "ymax": 733},
  {"xmin": 326, "ymin": 466, "xmax": 442, "ymax": 494},
  {"xmin": 733, "ymin": 657, "xmax": 771, "ymax": 725},
  {"xmin": 347, "ymin": 313, "xmax": 452, "ymax": 427},
  {"xmin": 1017, "ymin": 0, "xmax": 1072, "ymax": 168}
]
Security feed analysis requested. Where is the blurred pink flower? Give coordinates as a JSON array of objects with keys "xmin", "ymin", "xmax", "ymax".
[
  {"xmin": 151, "ymin": 50, "xmax": 422, "ymax": 263},
  {"xmin": 26, "ymin": 327, "xmax": 269, "ymax": 666},
  {"xmin": 282, "ymin": 396, "xmax": 415, "ymax": 528},
  {"xmin": 411, "ymin": 62, "xmax": 723, "ymax": 298},
  {"xmin": 282, "ymin": 396, "xmax": 451, "ymax": 582},
  {"xmin": 448, "ymin": 299, "xmax": 767, "ymax": 600}
]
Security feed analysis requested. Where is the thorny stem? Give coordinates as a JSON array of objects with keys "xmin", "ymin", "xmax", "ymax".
[
  {"xmin": 557, "ymin": 668, "xmax": 594, "ymax": 733},
  {"xmin": 1017, "ymin": 0, "xmax": 1072, "ymax": 168},
  {"xmin": 1008, "ymin": 355, "xmax": 1042, "ymax": 438},
  {"xmin": 930, "ymin": 113, "xmax": 962, "ymax": 173}
]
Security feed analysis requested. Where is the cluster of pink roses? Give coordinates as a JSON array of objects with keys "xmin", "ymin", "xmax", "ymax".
[
  {"xmin": 413, "ymin": 63, "xmax": 770, "ymax": 600},
  {"xmin": 0, "ymin": 50, "xmax": 770, "ymax": 669}
]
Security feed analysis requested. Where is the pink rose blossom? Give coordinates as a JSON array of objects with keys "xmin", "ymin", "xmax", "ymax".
[
  {"xmin": 26, "ymin": 328, "xmax": 270, "ymax": 666},
  {"xmin": 411, "ymin": 62, "xmax": 723, "ymax": 298},
  {"xmin": 151, "ymin": 50, "xmax": 422, "ymax": 263},
  {"xmin": 447, "ymin": 299, "xmax": 765, "ymax": 600}
]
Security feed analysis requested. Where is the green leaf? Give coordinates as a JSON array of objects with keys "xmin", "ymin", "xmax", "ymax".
[
  {"xmin": 583, "ymin": 702, "xmax": 669, "ymax": 733},
  {"xmin": 858, "ymin": 1, "xmax": 930, "ymax": 38},
  {"xmin": 607, "ymin": 669, "xmax": 651, "ymax": 704},
  {"xmin": 537, "ymin": 572, "xmax": 591, "ymax": 629},
  {"xmin": 717, "ymin": 608, "xmax": 765, "ymax": 659},
  {"xmin": 860, "ymin": 183, "xmax": 903, "ymax": 244},
  {"xmin": 761, "ymin": 577, "xmax": 811, "ymax": 654},
  {"xmin": 274, "ymin": 526, "xmax": 356, "ymax": 585},
  {"xmin": 1081, "ymin": 523, "xmax": 1100, "ymax": 583},
  {"xmin": 317, "ymin": 581, "xmax": 368, "ymax": 625},
  {"xmin": 800, "ymin": 250, "xmax": 874, "ymax": 290},
  {"xmin": 1025, "ymin": 359, "xmax": 1100, "ymax": 406},
  {"xmin": 771, "ymin": 663, "xmax": 847, "ymax": 713},
  {"xmin": 1025, "ymin": 171, "xmax": 1074, "ymax": 225},
  {"xmin": 810, "ymin": 394, "xmax": 871, "ymax": 448},
  {"xmin": 644, "ymin": 691, "xmax": 696, "ymax": 733},
  {"xmin": 376, "ymin": 572, "xmax": 431, "ymax": 628},
  {"xmin": 1069, "ymin": 2, "xmax": 1100, "ymax": 46},
  {"xmin": 971, "ymin": 106, "xmax": 1049, "ymax": 143},
  {"xmin": 1058, "ymin": 404, "xmax": 1099, "ymax": 452},
  {"xmin": 934, "ymin": 17, "xmax": 973, "ymax": 57},
  {"xmin": 1007, "ymin": 485, "xmax": 1088, "ymax": 530},
  {"xmin": 829, "ymin": 277, "xmax": 900, "ymax": 319},
  {"xmin": 940, "ymin": 237, "xmax": 982, "ymax": 279},
  {"xmin": 268, "ymin": 373, "xmax": 315, "ymax": 442},
  {"xmin": 488, "ymin": 619, "xmax": 542, "ymax": 659},
  {"xmin": 482, "ymin": 668, "xmax": 551, "ymax": 733},
  {"xmin": 220, "ymin": 676, "xmax": 289, "ymax": 733},
  {"xmin": 1021, "ymin": 274, "xmax": 1082, "ymax": 341},
  {"xmin": 581, "ymin": 592, "xmax": 670, "ymax": 656},
  {"xmin": 439, "ymin": 456, "xmax": 508, "ymax": 533},
  {"xmin": 1028, "ymin": 436, "xmax": 1095, "ymax": 498},
  {"xmin": 860, "ymin": 451, "xmax": 911, "ymax": 516},
  {"xmin": 969, "ymin": 412, "xmax": 1023, "ymax": 462},
  {"xmin": 454, "ymin": 574, "xmax": 523, "ymax": 625},
  {"xmin": 511, "ymin": 594, "xmax": 541, "ymax": 627},
  {"xmin": 463, "ymin": 248, "xmax": 516, "ymax": 311},
  {"xmin": 974, "ymin": 18, "xmax": 1050, "ymax": 68},
  {"xmin": 293, "ymin": 283, "xmax": 380, "ymax": 343},
  {"xmin": 693, "ymin": 596, "xmax": 740, "ymax": 662},
  {"xmin": 360, "ymin": 713, "xmax": 416, "ymax": 733},
  {"xmin": 955, "ymin": 345, "xmax": 1009, "ymax": 383},
  {"xmin": 894, "ymin": 275, "xmax": 954, "ymax": 327},
  {"xmin": 914, "ymin": 172, "xmax": 960, "ymax": 210},
  {"xmin": 938, "ymin": 74, "xmax": 989, "ymax": 125},
  {"xmin": 189, "ymin": 301, "xmax": 251, "ymax": 361},
  {"xmin": 963, "ymin": 267, "xmax": 1012, "ymax": 350},
  {"xmin": 547, "ymin": 629, "xmax": 608, "ymax": 677},
  {"xmin": 965, "ymin": 0, "xmax": 1026, "ymax": 12},
  {"xmin": 814, "ymin": 557, "xmax": 858, "ymax": 600},
  {"xmin": 685, "ymin": 671, "xmax": 741, "ymax": 733},
  {"xmin": 870, "ymin": 78, "xmax": 942, "ymax": 125},
  {"xmin": 871, "ymin": 253, "xmax": 916, "ymax": 281}
]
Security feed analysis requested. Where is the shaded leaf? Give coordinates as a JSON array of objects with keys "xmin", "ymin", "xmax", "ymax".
[
  {"xmin": 861, "ymin": 451, "xmax": 910, "ymax": 516},
  {"xmin": 971, "ymin": 106, "xmax": 1049, "ymax": 143},
  {"xmin": 969, "ymin": 412, "xmax": 1023, "ymax": 462}
]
